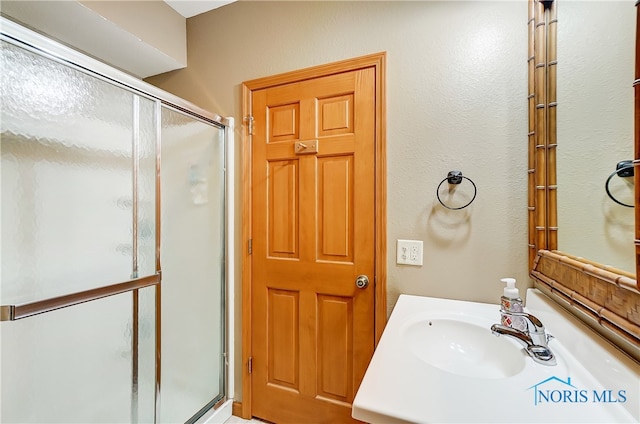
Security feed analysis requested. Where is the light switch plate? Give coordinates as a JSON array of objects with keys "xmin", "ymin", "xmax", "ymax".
[{"xmin": 397, "ymin": 239, "xmax": 423, "ymax": 266}]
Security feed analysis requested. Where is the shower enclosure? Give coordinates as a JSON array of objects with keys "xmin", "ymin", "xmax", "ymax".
[{"xmin": 0, "ymin": 17, "xmax": 233, "ymax": 423}]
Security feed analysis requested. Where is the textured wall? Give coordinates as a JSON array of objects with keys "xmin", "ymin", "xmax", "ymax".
[
  {"xmin": 1, "ymin": 0, "xmax": 187, "ymax": 77},
  {"xmin": 80, "ymin": 0, "xmax": 186, "ymax": 65},
  {"xmin": 146, "ymin": 0, "xmax": 529, "ymax": 400},
  {"xmin": 556, "ymin": 1, "xmax": 635, "ymax": 273}
]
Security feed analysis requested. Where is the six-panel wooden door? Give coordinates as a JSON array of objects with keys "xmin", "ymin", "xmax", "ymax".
[{"xmin": 250, "ymin": 67, "xmax": 377, "ymax": 423}]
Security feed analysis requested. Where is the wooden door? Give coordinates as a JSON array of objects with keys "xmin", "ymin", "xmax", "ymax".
[{"xmin": 250, "ymin": 67, "xmax": 377, "ymax": 423}]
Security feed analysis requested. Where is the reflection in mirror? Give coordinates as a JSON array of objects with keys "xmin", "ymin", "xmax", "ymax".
[{"xmin": 556, "ymin": 1, "xmax": 636, "ymax": 274}]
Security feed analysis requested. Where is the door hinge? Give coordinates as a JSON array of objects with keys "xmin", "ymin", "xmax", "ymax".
[
  {"xmin": 245, "ymin": 115, "xmax": 254, "ymax": 135},
  {"xmin": 248, "ymin": 239, "xmax": 252, "ymax": 255},
  {"xmin": 248, "ymin": 356, "xmax": 253, "ymax": 374}
]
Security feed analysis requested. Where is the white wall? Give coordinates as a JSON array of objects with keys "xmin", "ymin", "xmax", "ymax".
[
  {"xmin": 0, "ymin": 0, "xmax": 187, "ymax": 78},
  {"xmin": 145, "ymin": 0, "xmax": 529, "ymax": 400},
  {"xmin": 80, "ymin": 0, "xmax": 186, "ymax": 66}
]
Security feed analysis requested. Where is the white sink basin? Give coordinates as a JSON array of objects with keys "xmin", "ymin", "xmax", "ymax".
[
  {"xmin": 352, "ymin": 290, "xmax": 639, "ymax": 423},
  {"xmin": 404, "ymin": 317, "xmax": 525, "ymax": 379}
]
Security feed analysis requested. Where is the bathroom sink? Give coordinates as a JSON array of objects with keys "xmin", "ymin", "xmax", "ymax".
[
  {"xmin": 353, "ymin": 292, "xmax": 639, "ymax": 424},
  {"xmin": 403, "ymin": 317, "xmax": 525, "ymax": 379}
]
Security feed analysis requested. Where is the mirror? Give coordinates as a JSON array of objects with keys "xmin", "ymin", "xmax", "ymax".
[
  {"xmin": 556, "ymin": 1, "xmax": 636, "ymax": 275},
  {"xmin": 528, "ymin": 0, "xmax": 640, "ymax": 363}
]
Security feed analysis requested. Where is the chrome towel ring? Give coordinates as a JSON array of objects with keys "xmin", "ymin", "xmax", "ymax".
[
  {"xmin": 436, "ymin": 170, "xmax": 477, "ymax": 210},
  {"xmin": 605, "ymin": 160, "xmax": 634, "ymax": 208}
]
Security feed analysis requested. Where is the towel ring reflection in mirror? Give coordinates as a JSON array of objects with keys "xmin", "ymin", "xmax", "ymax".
[
  {"xmin": 605, "ymin": 160, "xmax": 635, "ymax": 208},
  {"xmin": 436, "ymin": 171, "xmax": 477, "ymax": 210}
]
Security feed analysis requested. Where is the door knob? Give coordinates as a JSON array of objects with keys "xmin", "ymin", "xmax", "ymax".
[{"xmin": 355, "ymin": 275, "xmax": 369, "ymax": 289}]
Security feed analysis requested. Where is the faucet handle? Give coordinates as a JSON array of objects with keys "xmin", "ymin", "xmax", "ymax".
[
  {"xmin": 499, "ymin": 310, "xmax": 545, "ymax": 332},
  {"xmin": 523, "ymin": 313, "xmax": 544, "ymax": 331}
]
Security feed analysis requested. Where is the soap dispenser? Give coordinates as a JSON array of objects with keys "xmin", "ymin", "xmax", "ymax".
[{"xmin": 500, "ymin": 278, "xmax": 526, "ymax": 331}]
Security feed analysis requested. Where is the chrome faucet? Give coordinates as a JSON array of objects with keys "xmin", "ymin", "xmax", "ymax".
[{"xmin": 491, "ymin": 311, "xmax": 557, "ymax": 366}]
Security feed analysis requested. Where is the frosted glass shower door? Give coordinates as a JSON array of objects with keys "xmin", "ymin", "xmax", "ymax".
[
  {"xmin": 1, "ymin": 34, "xmax": 157, "ymax": 423},
  {"xmin": 160, "ymin": 107, "xmax": 226, "ymax": 423}
]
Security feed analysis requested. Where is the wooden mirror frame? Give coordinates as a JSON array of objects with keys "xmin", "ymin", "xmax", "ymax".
[{"xmin": 527, "ymin": 0, "xmax": 640, "ymax": 362}]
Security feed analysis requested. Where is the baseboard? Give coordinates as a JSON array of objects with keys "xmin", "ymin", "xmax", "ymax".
[{"xmin": 232, "ymin": 401, "xmax": 248, "ymax": 419}]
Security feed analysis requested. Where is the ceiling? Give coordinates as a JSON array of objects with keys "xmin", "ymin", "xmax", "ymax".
[{"xmin": 163, "ymin": 0, "xmax": 235, "ymax": 18}]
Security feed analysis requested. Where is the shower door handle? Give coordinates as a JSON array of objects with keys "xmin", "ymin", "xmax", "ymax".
[
  {"xmin": 355, "ymin": 275, "xmax": 369, "ymax": 289},
  {"xmin": 0, "ymin": 273, "xmax": 161, "ymax": 321}
]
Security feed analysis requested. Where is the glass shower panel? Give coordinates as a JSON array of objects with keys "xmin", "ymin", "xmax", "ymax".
[
  {"xmin": 137, "ymin": 98, "xmax": 158, "ymax": 279},
  {"xmin": 1, "ymin": 34, "xmax": 158, "ymax": 423},
  {"xmin": 135, "ymin": 99, "xmax": 158, "ymax": 424},
  {"xmin": 1, "ymin": 39, "xmax": 137, "ymax": 304},
  {"xmin": 135, "ymin": 285, "xmax": 158, "ymax": 424},
  {"xmin": 0, "ymin": 290, "xmax": 153, "ymax": 423},
  {"xmin": 160, "ymin": 107, "xmax": 225, "ymax": 423}
]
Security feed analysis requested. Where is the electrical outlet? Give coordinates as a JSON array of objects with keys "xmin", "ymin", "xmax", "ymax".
[{"xmin": 396, "ymin": 239, "xmax": 423, "ymax": 266}]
